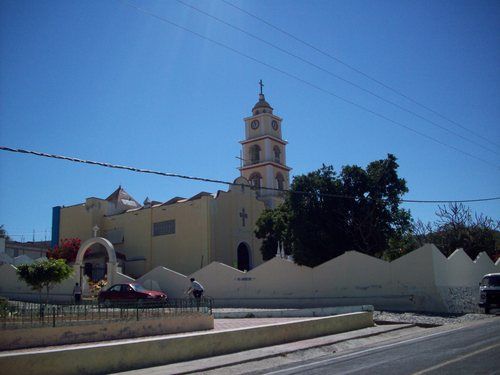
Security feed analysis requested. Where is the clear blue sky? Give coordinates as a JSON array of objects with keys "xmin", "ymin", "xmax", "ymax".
[{"xmin": 1, "ymin": 0, "xmax": 499, "ymax": 242}]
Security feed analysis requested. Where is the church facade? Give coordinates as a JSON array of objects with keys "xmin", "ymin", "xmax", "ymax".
[{"xmin": 51, "ymin": 89, "xmax": 290, "ymax": 277}]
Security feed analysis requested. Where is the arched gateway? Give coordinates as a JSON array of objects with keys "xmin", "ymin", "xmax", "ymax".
[{"xmin": 74, "ymin": 237, "xmax": 118, "ymax": 287}]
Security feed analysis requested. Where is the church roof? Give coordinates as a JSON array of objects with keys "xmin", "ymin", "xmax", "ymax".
[
  {"xmin": 161, "ymin": 196, "xmax": 186, "ymax": 206},
  {"xmin": 106, "ymin": 186, "xmax": 141, "ymax": 209},
  {"xmin": 252, "ymin": 94, "xmax": 273, "ymax": 111},
  {"xmin": 186, "ymin": 192, "xmax": 214, "ymax": 201}
]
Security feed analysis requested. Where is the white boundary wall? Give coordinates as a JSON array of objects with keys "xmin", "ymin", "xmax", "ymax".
[{"xmin": 0, "ymin": 244, "xmax": 497, "ymax": 313}]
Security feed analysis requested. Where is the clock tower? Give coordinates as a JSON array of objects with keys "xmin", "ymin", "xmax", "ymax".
[{"xmin": 239, "ymin": 82, "xmax": 291, "ymax": 208}]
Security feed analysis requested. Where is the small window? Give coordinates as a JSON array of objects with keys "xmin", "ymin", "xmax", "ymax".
[
  {"xmin": 153, "ymin": 220, "xmax": 176, "ymax": 236},
  {"xmin": 276, "ymin": 173, "xmax": 285, "ymax": 190},
  {"xmin": 273, "ymin": 146, "xmax": 281, "ymax": 163},
  {"xmin": 249, "ymin": 145, "xmax": 261, "ymax": 164}
]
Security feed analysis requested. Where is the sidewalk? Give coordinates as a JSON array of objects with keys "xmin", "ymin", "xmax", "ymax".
[{"xmin": 112, "ymin": 323, "xmax": 414, "ymax": 374}]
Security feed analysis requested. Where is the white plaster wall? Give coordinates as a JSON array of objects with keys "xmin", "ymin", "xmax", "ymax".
[
  {"xmin": 0, "ymin": 264, "xmax": 77, "ymax": 303},
  {"xmin": 245, "ymin": 258, "xmax": 313, "ymax": 299},
  {"xmin": 191, "ymin": 262, "xmax": 248, "ymax": 300},
  {"xmin": 13, "ymin": 254, "xmax": 35, "ymax": 266},
  {"xmin": 314, "ymin": 251, "xmax": 392, "ymax": 298},
  {"xmin": 443, "ymin": 249, "xmax": 476, "ymax": 286},
  {"xmin": 137, "ymin": 266, "xmax": 188, "ymax": 298},
  {"xmin": 1, "ymin": 244, "xmax": 498, "ymax": 313},
  {"xmin": 0, "ymin": 253, "xmax": 13, "ymax": 264}
]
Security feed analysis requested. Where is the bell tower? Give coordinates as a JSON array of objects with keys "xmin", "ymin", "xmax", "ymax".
[{"xmin": 239, "ymin": 81, "xmax": 291, "ymax": 208}]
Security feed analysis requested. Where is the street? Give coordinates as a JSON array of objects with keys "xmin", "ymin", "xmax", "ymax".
[{"xmin": 257, "ymin": 318, "xmax": 500, "ymax": 375}]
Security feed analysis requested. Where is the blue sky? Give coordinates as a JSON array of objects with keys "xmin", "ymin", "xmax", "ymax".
[{"xmin": 0, "ymin": 0, "xmax": 499, "ymax": 242}]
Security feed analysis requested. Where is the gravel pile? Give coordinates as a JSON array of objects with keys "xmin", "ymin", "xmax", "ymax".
[{"xmin": 374, "ymin": 310, "xmax": 497, "ymax": 326}]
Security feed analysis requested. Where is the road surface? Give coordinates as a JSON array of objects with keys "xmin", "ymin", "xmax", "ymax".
[{"xmin": 256, "ymin": 318, "xmax": 500, "ymax": 375}]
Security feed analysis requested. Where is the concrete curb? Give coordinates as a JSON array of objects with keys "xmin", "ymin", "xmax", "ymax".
[
  {"xmin": 213, "ymin": 305, "xmax": 374, "ymax": 319},
  {"xmin": 0, "ymin": 312, "xmax": 373, "ymax": 375},
  {"xmin": 175, "ymin": 323, "xmax": 415, "ymax": 375}
]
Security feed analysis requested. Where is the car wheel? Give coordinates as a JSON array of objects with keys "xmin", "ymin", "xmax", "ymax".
[{"xmin": 103, "ymin": 299, "xmax": 111, "ymax": 308}]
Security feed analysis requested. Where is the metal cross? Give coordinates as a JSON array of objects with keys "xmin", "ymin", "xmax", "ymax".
[
  {"xmin": 239, "ymin": 208, "xmax": 248, "ymax": 226},
  {"xmin": 259, "ymin": 79, "xmax": 264, "ymax": 95}
]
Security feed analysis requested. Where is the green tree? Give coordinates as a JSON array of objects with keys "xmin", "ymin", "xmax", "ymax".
[
  {"xmin": 255, "ymin": 203, "xmax": 292, "ymax": 261},
  {"xmin": 255, "ymin": 154, "xmax": 411, "ymax": 267},
  {"xmin": 17, "ymin": 259, "xmax": 73, "ymax": 303},
  {"xmin": 0, "ymin": 225, "xmax": 10, "ymax": 241}
]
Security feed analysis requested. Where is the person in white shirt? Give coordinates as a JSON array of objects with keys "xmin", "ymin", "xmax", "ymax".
[{"xmin": 186, "ymin": 278, "xmax": 204, "ymax": 300}]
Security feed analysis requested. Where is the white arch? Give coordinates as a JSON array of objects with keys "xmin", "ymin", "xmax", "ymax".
[
  {"xmin": 75, "ymin": 237, "xmax": 116, "ymax": 265},
  {"xmin": 74, "ymin": 237, "xmax": 118, "ymax": 287}
]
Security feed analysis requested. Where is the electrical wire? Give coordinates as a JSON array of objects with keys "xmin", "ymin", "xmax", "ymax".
[
  {"xmin": 119, "ymin": 0, "xmax": 499, "ymax": 170},
  {"xmin": 221, "ymin": 0, "xmax": 500, "ymax": 150},
  {"xmin": 1, "ymin": 146, "xmax": 499, "ymax": 204},
  {"xmin": 177, "ymin": 0, "xmax": 499, "ymax": 156}
]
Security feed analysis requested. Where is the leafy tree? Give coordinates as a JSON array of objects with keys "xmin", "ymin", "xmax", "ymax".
[
  {"xmin": 47, "ymin": 238, "xmax": 82, "ymax": 263},
  {"xmin": 255, "ymin": 203, "xmax": 292, "ymax": 261},
  {"xmin": 17, "ymin": 259, "xmax": 73, "ymax": 303},
  {"xmin": 0, "ymin": 225, "xmax": 10, "ymax": 241},
  {"xmin": 255, "ymin": 154, "xmax": 411, "ymax": 267},
  {"xmin": 411, "ymin": 203, "xmax": 499, "ymax": 260}
]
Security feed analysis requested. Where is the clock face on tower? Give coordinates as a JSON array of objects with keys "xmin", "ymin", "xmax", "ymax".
[
  {"xmin": 251, "ymin": 120, "xmax": 260, "ymax": 129},
  {"xmin": 272, "ymin": 120, "xmax": 279, "ymax": 130}
]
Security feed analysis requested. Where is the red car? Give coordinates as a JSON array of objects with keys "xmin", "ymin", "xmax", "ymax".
[{"xmin": 98, "ymin": 283, "xmax": 167, "ymax": 306}]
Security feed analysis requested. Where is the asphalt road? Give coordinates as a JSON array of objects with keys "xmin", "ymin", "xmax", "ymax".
[{"xmin": 257, "ymin": 319, "xmax": 500, "ymax": 375}]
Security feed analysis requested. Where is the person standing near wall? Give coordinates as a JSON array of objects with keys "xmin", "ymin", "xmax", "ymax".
[{"xmin": 73, "ymin": 282, "xmax": 82, "ymax": 304}]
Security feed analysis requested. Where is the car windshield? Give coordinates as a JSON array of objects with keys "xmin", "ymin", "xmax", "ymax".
[
  {"xmin": 132, "ymin": 284, "xmax": 148, "ymax": 292},
  {"xmin": 482, "ymin": 275, "xmax": 500, "ymax": 287}
]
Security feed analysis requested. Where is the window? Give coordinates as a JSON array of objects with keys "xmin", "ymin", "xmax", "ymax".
[
  {"xmin": 249, "ymin": 145, "xmax": 261, "ymax": 164},
  {"xmin": 276, "ymin": 173, "xmax": 285, "ymax": 190},
  {"xmin": 249, "ymin": 172, "xmax": 262, "ymax": 189},
  {"xmin": 153, "ymin": 220, "xmax": 175, "ymax": 236},
  {"xmin": 273, "ymin": 146, "xmax": 281, "ymax": 163}
]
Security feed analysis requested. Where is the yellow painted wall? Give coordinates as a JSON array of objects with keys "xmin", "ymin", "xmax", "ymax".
[
  {"xmin": 59, "ymin": 204, "xmax": 92, "ymax": 242},
  {"xmin": 58, "ymin": 187, "xmax": 268, "ymax": 277},
  {"xmin": 102, "ymin": 209, "xmax": 151, "ymax": 278},
  {"xmin": 211, "ymin": 185, "xmax": 266, "ymax": 269},
  {"xmin": 150, "ymin": 197, "xmax": 211, "ymax": 276}
]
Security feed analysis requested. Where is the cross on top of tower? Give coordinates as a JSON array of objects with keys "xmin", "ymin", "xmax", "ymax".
[{"xmin": 259, "ymin": 79, "xmax": 264, "ymax": 95}]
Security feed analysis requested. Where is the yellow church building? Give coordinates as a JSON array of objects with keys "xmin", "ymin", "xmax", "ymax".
[{"xmin": 51, "ymin": 87, "xmax": 291, "ymax": 278}]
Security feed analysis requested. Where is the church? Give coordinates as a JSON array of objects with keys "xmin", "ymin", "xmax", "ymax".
[{"xmin": 51, "ymin": 87, "xmax": 291, "ymax": 278}]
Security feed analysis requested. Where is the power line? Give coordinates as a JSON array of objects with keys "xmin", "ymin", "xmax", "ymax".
[
  {"xmin": 119, "ymin": 1, "xmax": 499, "ymax": 170},
  {"xmin": 1, "ymin": 146, "xmax": 499, "ymax": 204},
  {"xmin": 221, "ymin": 0, "xmax": 500, "ymax": 150},
  {"xmin": 177, "ymin": 0, "xmax": 499, "ymax": 156}
]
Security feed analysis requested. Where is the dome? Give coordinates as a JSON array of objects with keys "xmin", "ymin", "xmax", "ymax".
[{"xmin": 252, "ymin": 94, "xmax": 273, "ymax": 114}]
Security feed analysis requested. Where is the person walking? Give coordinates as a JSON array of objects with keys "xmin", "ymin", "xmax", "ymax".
[
  {"xmin": 73, "ymin": 282, "xmax": 82, "ymax": 304},
  {"xmin": 186, "ymin": 278, "xmax": 204, "ymax": 299},
  {"xmin": 186, "ymin": 278, "xmax": 204, "ymax": 310}
]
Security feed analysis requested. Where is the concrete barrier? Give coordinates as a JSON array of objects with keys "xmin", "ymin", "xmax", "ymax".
[
  {"xmin": 0, "ymin": 313, "xmax": 214, "ymax": 350},
  {"xmin": 0, "ymin": 311, "xmax": 373, "ymax": 375}
]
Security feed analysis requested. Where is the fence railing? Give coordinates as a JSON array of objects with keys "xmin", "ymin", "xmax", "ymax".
[{"xmin": 0, "ymin": 297, "xmax": 213, "ymax": 330}]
